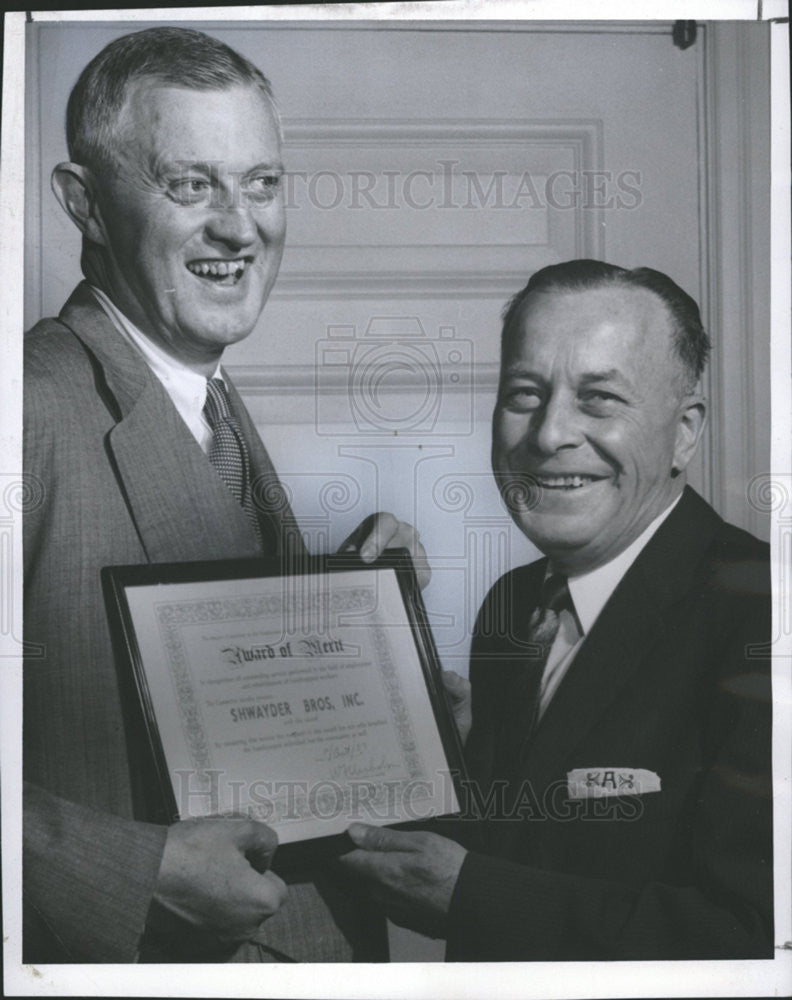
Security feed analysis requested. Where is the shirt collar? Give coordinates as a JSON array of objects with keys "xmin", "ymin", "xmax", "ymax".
[
  {"xmin": 88, "ymin": 285, "xmax": 223, "ymax": 398},
  {"xmin": 561, "ymin": 495, "xmax": 682, "ymax": 636}
]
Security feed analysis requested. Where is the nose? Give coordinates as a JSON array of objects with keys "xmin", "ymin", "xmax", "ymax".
[
  {"xmin": 205, "ymin": 198, "xmax": 258, "ymax": 250},
  {"xmin": 529, "ymin": 391, "xmax": 584, "ymax": 455}
]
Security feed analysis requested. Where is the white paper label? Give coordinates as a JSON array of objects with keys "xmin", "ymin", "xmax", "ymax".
[{"xmin": 566, "ymin": 767, "xmax": 662, "ymax": 798}]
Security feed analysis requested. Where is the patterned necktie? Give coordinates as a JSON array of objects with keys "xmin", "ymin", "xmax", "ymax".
[
  {"xmin": 504, "ymin": 573, "xmax": 572, "ymax": 765},
  {"xmin": 203, "ymin": 378, "xmax": 262, "ymax": 545}
]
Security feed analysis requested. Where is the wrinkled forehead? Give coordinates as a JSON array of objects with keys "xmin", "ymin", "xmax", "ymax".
[{"xmin": 112, "ymin": 77, "xmax": 280, "ymax": 154}]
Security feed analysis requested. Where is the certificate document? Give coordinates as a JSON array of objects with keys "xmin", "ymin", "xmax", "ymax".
[{"xmin": 103, "ymin": 551, "xmax": 464, "ymax": 857}]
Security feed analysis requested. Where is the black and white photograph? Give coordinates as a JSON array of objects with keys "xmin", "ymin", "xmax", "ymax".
[{"xmin": 2, "ymin": 2, "xmax": 790, "ymax": 997}]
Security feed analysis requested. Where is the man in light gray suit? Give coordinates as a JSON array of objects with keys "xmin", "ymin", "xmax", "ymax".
[{"xmin": 24, "ymin": 26, "xmax": 426, "ymax": 963}]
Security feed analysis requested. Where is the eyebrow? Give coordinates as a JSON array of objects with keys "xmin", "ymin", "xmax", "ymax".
[
  {"xmin": 159, "ymin": 160, "xmax": 284, "ymax": 178},
  {"xmin": 159, "ymin": 160, "xmax": 221, "ymax": 177},
  {"xmin": 500, "ymin": 367, "xmax": 635, "ymax": 392},
  {"xmin": 245, "ymin": 161, "xmax": 284, "ymax": 173},
  {"xmin": 579, "ymin": 369, "xmax": 632, "ymax": 389},
  {"xmin": 501, "ymin": 365, "xmax": 543, "ymax": 381}
]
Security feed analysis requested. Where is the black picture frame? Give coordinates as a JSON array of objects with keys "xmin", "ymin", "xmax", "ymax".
[{"xmin": 102, "ymin": 547, "xmax": 468, "ymax": 872}]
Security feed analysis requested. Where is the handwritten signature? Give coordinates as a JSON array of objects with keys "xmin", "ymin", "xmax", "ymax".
[
  {"xmin": 314, "ymin": 740, "xmax": 367, "ymax": 764},
  {"xmin": 328, "ymin": 754, "xmax": 392, "ymax": 780}
]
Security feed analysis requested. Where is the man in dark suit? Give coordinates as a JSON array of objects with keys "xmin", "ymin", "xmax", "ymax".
[
  {"xmin": 341, "ymin": 260, "xmax": 773, "ymax": 960},
  {"xmin": 23, "ymin": 26, "xmax": 427, "ymax": 963}
]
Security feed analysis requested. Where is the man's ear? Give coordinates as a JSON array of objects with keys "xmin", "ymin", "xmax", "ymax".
[
  {"xmin": 672, "ymin": 395, "xmax": 707, "ymax": 475},
  {"xmin": 51, "ymin": 163, "xmax": 108, "ymax": 247}
]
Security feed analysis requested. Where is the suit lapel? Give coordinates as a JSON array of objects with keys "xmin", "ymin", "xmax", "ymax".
[
  {"xmin": 109, "ymin": 380, "xmax": 265, "ymax": 563},
  {"xmin": 517, "ymin": 489, "xmax": 723, "ymax": 790},
  {"xmin": 524, "ymin": 571, "xmax": 667, "ymax": 791},
  {"xmin": 58, "ymin": 284, "xmax": 272, "ymax": 563},
  {"xmin": 58, "ymin": 283, "xmax": 150, "ymax": 416}
]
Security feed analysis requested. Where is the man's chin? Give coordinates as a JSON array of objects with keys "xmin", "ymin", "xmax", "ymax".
[
  {"xmin": 515, "ymin": 511, "xmax": 607, "ymax": 560},
  {"xmin": 181, "ymin": 310, "xmax": 262, "ymax": 350}
]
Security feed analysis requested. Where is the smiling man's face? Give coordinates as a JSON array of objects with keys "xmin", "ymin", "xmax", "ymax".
[
  {"xmin": 89, "ymin": 81, "xmax": 285, "ymax": 373},
  {"xmin": 493, "ymin": 284, "xmax": 700, "ymax": 574}
]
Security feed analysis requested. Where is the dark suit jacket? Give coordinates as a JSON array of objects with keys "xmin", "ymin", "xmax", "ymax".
[
  {"xmin": 23, "ymin": 284, "xmax": 385, "ymax": 962},
  {"xmin": 447, "ymin": 487, "xmax": 773, "ymax": 960}
]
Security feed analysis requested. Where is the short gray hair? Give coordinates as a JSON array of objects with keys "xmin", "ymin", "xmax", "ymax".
[{"xmin": 66, "ymin": 26, "xmax": 280, "ymax": 174}]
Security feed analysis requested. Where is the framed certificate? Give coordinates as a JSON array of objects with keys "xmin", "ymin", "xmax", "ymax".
[{"xmin": 102, "ymin": 548, "xmax": 466, "ymax": 869}]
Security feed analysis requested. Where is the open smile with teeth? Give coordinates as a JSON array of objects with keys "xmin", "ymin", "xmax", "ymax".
[
  {"xmin": 186, "ymin": 258, "xmax": 251, "ymax": 283},
  {"xmin": 533, "ymin": 474, "xmax": 605, "ymax": 490}
]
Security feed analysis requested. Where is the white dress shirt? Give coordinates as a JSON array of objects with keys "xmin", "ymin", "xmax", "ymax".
[
  {"xmin": 89, "ymin": 285, "xmax": 222, "ymax": 454},
  {"xmin": 537, "ymin": 494, "xmax": 682, "ymax": 719}
]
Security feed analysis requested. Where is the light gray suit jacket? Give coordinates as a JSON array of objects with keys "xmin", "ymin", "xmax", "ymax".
[{"xmin": 23, "ymin": 283, "xmax": 384, "ymax": 962}]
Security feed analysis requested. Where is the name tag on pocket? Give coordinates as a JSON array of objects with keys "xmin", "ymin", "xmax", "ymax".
[{"xmin": 567, "ymin": 767, "xmax": 662, "ymax": 799}]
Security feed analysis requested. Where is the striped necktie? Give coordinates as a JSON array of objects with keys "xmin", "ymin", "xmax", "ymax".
[
  {"xmin": 203, "ymin": 377, "xmax": 262, "ymax": 545},
  {"xmin": 505, "ymin": 573, "xmax": 572, "ymax": 763}
]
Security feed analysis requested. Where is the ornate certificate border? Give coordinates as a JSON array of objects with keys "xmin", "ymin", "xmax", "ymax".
[
  {"xmin": 102, "ymin": 549, "xmax": 465, "ymax": 857},
  {"xmin": 153, "ymin": 587, "xmax": 429, "ymax": 821}
]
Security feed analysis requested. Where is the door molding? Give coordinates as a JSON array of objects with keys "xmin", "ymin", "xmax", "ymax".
[{"xmin": 698, "ymin": 22, "xmax": 771, "ymax": 538}]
